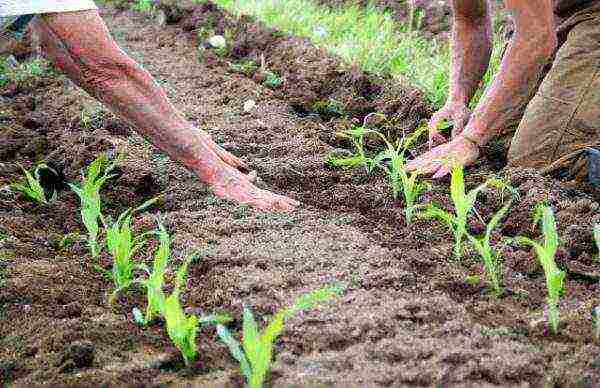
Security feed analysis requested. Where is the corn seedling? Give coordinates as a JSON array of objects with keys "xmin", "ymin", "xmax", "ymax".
[
  {"xmin": 594, "ymin": 224, "xmax": 600, "ymax": 261},
  {"xmin": 326, "ymin": 126, "xmax": 380, "ymax": 173},
  {"xmin": 421, "ymin": 164, "xmax": 510, "ymax": 260},
  {"xmin": 69, "ymin": 154, "xmax": 120, "ymax": 259},
  {"xmin": 593, "ymin": 306, "xmax": 600, "ymax": 340},
  {"xmin": 467, "ymin": 201, "xmax": 512, "ymax": 296},
  {"xmin": 516, "ymin": 204, "xmax": 565, "ymax": 334},
  {"xmin": 161, "ymin": 253, "xmax": 230, "ymax": 366},
  {"xmin": 216, "ymin": 284, "xmax": 344, "ymax": 388},
  {"xmin": 10, "ymin": 163, "xmax": 57, "ymax": 205},
  {"xmin": 104, "ymin": 209, "xmax": 147, "ymax": 305},
  {"xmin": 133, "ymin": 218, "xmax": 171, "ymax": 325},
  {"xmin": 103, "ymin": 196, "xmax": 162, "ymax": 305},
  {"xmin": 263, "ymin": 70, "xmax": 283, "ymax": 88},
  {"xmin": 375, "ymin": 126, "xmax": 428, "ymax": 224}
]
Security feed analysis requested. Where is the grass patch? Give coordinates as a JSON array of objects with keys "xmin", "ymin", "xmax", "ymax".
[{"xmin": 212, "ymin": 0, "xmax": 504, "ymax": 108}]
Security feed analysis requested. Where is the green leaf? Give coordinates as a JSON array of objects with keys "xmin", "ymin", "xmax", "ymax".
[
  {"xmin": 216, "ymin": 324, "xmax": 252, "ymax": 381},
  {"xmin": 242, "ymin": 306, "xmax": 261, "ymax": 369}
]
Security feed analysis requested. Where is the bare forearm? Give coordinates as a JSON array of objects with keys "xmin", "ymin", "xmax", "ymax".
[
  {"xmin": 448, "ymin": 0, "xmax": 492, "ymax": 105},
  {"xmin": 462, "ymin": 1, "xmax": 557, "ymax": 145}
]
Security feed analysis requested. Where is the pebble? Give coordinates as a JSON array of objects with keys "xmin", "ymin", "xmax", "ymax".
[
  {"xmin": 243, "ymin": 99, "xmax": 256, "ymax": 112},
  {"xmin": 207, "ymin": 35, "xmax": 227, "ymax": 49}
]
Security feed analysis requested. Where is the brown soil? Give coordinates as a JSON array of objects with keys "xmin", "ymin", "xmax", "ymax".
[{"xmin": 1, "ymin": 3, "xmax": 599, "ymax": 387}]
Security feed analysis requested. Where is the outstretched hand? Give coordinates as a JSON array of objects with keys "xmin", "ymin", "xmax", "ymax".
[
  {"xmin": 196, "ymin": 131, "xmax": 299, "ymax": 212},
  {"xmin": 405, "ymin": 136, "xmax": 479, "ymax": 178}
]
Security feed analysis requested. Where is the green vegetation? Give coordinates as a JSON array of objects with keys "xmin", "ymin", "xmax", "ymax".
[
  {"xmin": 132, "ymin": 0, "xmax": 154, "ymax": 13},
  {"xmin": 421, "ymin": 164, "xmax": 509, "ymax": 260},
  {"xmin": 10, "ymin": 163, "xmax": 57, "ymax": 205},
  {"xmin": 160, "ymin": 253, "xmax": 231, "ymax": 366},
  {"xmin": 69, "ymin": 154, "xmax": 120, "ymax": 259},
  {"xmin": 516, "ymin": 204, "xmax": 565, "ymax": 334},
  {"xmin": 467, "ymin": 202, "xmax": 512, "ymax": 296},
  {"xmin": 213, "ymin": 0, "xmax": 504, "ymax": 108},
  {"xmin": 326, "ymin": 126, "xmax": 379, "ymax": 173},
  {"xmin": 375, "ymin": 126, "xmax": 428, "ymax": 224},
  {"xmin": 103, "ymin": 208, "xmax": 148, "ymax": 304},
  {"xmin": 162, "ymin": 254, "xmax": 200, "ymax": 365},
  {"xmin": 134, "ymin": 219, "xmax": 171, "ymax": 325},
  {"xmin": 263, "ymin": 70, "xmax": 283, "ymax": 88},
  {"xmin": 594, "ymin": 224, "xmax": 600, "ymax": 261},
  {"xmin": 217, "ymin": 284, "xmax": 344, "ymax": 387},
  {"xmin": 0, "ymin": 58, "xmax": 50, "ymax": 87}
]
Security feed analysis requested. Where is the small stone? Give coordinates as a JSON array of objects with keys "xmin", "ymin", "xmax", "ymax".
[
  {"xmin": 207, "ymin": 35, "xmax": 227, "ymax": 49},
  {"xmin": 243, "ymin": 99, "xmax": 256, "ymax": 112}
]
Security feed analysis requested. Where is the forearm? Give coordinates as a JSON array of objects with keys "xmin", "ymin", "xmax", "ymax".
[
  {"xmin": 448, "ymin": 0, "xmax": 492, "ymax": 105},
  {"xmin": 34, "ymin": 12, "xmax": 212, "ymax": 176},
  {"xmin": 463, "ymin": 34, "xmax": 556, "ymax": 145},
  {"xmin": 461, "ymin": 0, "xmax": 557, "ymax": 146}
]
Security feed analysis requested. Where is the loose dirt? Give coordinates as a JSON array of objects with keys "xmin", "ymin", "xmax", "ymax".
[{"xmin": 1, "ymin": 3, "xmax": 599, "ymax": 387}]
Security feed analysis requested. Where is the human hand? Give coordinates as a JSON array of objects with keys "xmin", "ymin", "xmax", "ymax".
[
  {"xmin": 427, "ymin": 101, "xmax": 471, "ymax": 148},
  {"xmin": 405, "ymin": 135, "xmax": 479, "ymax": 178},
  {"xmin": 194, "ymin": 129, "xmax": 299, "ymax": 212}
]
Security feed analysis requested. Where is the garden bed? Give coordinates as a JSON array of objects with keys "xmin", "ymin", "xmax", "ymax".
[{"xmin": 0, "ymin": 2, "xmax": 599, "ymax": 386}]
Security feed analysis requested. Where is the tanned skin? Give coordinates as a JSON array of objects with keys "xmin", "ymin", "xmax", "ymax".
[
  {"xmin": 30, "ymin": 10, "xmax": 298, "ymax": 212},
  {"xmin": 406, "ymin": 0, "xmax": 557, "ymax": 177}
]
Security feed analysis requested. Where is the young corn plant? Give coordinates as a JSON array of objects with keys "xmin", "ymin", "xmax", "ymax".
[
  {"xmin": 216, "ymin": 284, "xmax": 344, "ymax": 388},
  {"xmin": 516, "ymin": 204, "xmax": 565, "ymax": 334},
  {"xmin": 326, "ymin": 125, "xmax": 380, "ymax": 173},
  {"xmin": 104, "ymin": 208, "xmax": 147, "ymax": 305},
  {"xmin": 375, "ymin": 126, "xmax": 428, "ymax": 224},
  {"xmin": 594, "ymin": 224, "xmax": 600, "ymax": 261},
  {"xmin": 10, "ymin": 163, "xmax": 57, "ymax": 205},
  {"xmin": 421, "ymin": 163, "xmax": 508, "ymax": 260},
  {"xmin": 160, "ymin": 253, "xmax": 230, "ymax": 366},
  {"xmin": 467, "ymin": 201, "xmax": 512, "ymax": 297},
  {"xmin": 133, "ymin": 218, "xmax": 170, "ymax": 325},
  {"xmin": 69, "ymin": 154, "xmax": 120, "ymax": 259},
  {"xmin": 103, "ymin": 196, "xmax": 162, "ymax": 305}
]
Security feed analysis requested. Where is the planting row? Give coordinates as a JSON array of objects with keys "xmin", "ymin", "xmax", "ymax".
[
  {"xmin": 5, "ymin": 155, "xmax": 343, "ymax": 387},
  {"xmin": 326, "ymin": 123, "xmax": 600, "ymax": 336}
]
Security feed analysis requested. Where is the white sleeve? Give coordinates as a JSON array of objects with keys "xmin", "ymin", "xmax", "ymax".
[{"xmin": 0, "ymin": 0, "xmax": 98, "ymax": 17}]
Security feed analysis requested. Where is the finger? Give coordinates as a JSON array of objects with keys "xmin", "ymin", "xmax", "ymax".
[
  {"xmin": 432, "ymin": 164, "xmax": 451, "ymax": 179},
  {"xmin": 213, "ymin": 144, "xmax": 248, "ymax": 171},
  {"xmin": 406, "ymin": 158, "xmax": 442, "ymax": 175}
]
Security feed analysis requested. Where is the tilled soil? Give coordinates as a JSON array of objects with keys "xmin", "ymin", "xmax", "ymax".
[{"xmin": 1, "ymin": 4, "xmax": 599, "ymax": 387}]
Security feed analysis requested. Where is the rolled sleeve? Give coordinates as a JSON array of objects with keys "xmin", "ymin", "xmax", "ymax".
[{"xmin": 0, "ymin": 1, "xmax": 98, "ymax": 17}]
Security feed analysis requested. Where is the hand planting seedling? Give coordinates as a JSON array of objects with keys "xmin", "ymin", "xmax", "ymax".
[
  {"xmin": 516, "ymin": 204, "xmax": 565, "ymax": 334},
  {"xmin": 10, "ymin": 163, "xmax": 57, "ymax": 205},
  {"xmin": 326, "ymin": 125, "xmax": 381, "ymax": 173},
  {"xmin": 216, "ymin": 284, "xmax": 344, "ymax": 388},
  {"xmin": 467, "ymin": 201, "xmax": 512, "ymax": 296},
  {"xmin": 421, "ymin": 163, "xmax": 510, "ymax": 260},
  {"xmin": 69, "ymin": 153, "xmax": 121, "ymax": 259}
]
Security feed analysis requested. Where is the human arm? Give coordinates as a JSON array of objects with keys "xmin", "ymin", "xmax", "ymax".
[
  {"xmin": 428, "ymin": 0, "xmax": 492, "ymax": 145},
  {"xmin": 408, "ymin": 0, "xmax": 557, "ymax": 177},
  {"xmin": 32, "ymin": 10, "xmax": 298, "ymax": 211}
]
